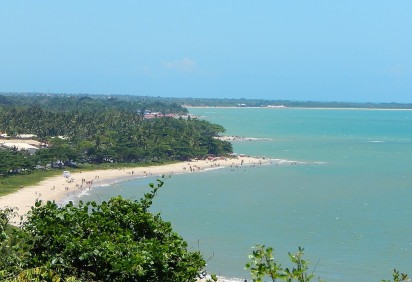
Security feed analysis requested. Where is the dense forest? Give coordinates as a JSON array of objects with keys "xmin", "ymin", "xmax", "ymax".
[
  {"xmin": 178, "ymin": 97, "xmax": 412, "ymax": 109},
  {"xmin": 3, "ymin": 92, "xmax": 412, "ymax": 109},
  {"xmin": 0, "ymin": 94, "xmax": 232, "ymax": 176},
  {"xmin": 0, "ymin": 93, "xmax": 188, "ymax": 115}
]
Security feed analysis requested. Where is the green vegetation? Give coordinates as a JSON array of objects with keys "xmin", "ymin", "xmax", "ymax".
[
  {"xmin": 0, "ymin": 169, "xmax": 62, "ymax": 196},
  {"xmin": 3, "ymin": 92, "xmax": 412, "ymax": 110},
  {"xmin": 175, "ymin": 97, "xmax": 412, "ymax": 109},
  {"xmin": 0, "ymin": 161, "xmax": 178, "ymax": 196},
  {"xmin": 382, "ymin": 269, "xmax": 411, "ymax": 282},
  {"xmin": 0, "ymin": 107, "xmax": 231, "ymax": 165},
  {"xmin": 0, "ymin": 180, "xmax": 205, "ymax": 281},
  {"xmin": 246, "ymin": 245, "xmax": 314, "ymax": 282},
  {"xmin": 245, "ymin": 244, "xmax": 410, "ymax": 282},
  {"xmin": 0, "ymin": 93, "xmax": 188, "ymax": 115},
  {"xmin": 0, "ymin": 94, "xmax": 232, "ymax": 191}
]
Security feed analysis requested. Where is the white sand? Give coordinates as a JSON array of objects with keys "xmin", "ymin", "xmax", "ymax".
[
  {"xmin": 0, "ymin": 156, "xmax": 269, "ymax": 224},
  {"xmin": 197, "ymin": 277, "xmax": 246, "ymax": 282},
  {"xmin": 214, "ymin": 136, "xmax": 272, "ymax": 141}
]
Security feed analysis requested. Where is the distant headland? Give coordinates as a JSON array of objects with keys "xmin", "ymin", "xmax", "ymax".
[{"xmin": 1, "ymin": 92, "xmax": 412, "ymax": 109}]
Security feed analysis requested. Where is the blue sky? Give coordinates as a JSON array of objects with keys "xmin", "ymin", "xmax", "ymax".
[{"xmin": 1, "ymin": 1, "xmax": 411, "ymax": 102}]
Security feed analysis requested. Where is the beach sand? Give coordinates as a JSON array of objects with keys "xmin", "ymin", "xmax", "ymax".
[{"xmin": 0, "ymin": 156, "xmax": 269, "ymax": 225}]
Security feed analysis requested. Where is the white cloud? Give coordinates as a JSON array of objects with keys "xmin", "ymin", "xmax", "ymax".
[
  {"xmin": 386, "ymin": 65, "xmax": 404, "ymax": 75},
  {"xmin": 162, "ymin": 58, "xmax": 197, "ymax": 72}
]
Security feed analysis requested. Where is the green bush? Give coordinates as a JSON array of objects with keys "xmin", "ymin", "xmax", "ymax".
[{"xmin": 1, "ymin": 180, "xmax": 205, "ymax": 281}]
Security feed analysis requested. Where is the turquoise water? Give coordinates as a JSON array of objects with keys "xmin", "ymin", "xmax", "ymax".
[{"xmin": 79, "ymin": 108, "xmax": 412, "ymax": 281}]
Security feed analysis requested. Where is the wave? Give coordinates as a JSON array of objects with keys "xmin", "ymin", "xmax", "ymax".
[
  {"xmin": 200, "ymin": 275, "xmax": 247, "ymax": 282},
  {"xmin": 204, "ymin": 167, "xmax": 226, "ymax": 171}
]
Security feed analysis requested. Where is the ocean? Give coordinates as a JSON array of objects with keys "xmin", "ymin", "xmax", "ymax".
[{"xmin": 78, "ymin": 108, "xmax": 412, "ymax": 281}]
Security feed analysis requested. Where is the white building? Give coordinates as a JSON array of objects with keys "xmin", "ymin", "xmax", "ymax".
[
  {"xmin": 1, "ymin": 142, "xmax": 39, "ymax": 154},
  {"xmin": 17, "ymin": 134, "xmax": 37, "ymax": 139}
]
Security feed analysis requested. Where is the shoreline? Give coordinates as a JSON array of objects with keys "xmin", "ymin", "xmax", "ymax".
[
  {"xmin": 186, "ymin": 106, "xmax": 412, "ymax": 111},
  {"xmin": 0, "ymin": 156, "xmax": 270, "ymax": 224},
  {"xmin": 214, "ymin": 136, "xmax": 272, "ymax": 142}
]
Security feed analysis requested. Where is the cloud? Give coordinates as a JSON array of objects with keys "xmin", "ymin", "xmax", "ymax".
[
  {"xmin": 162, "ymin": 58, "xmax": 197, "ymax": 72},
  {"xmin": 386, "ymin": 65, "xmax": 404, "ymax": 75}
]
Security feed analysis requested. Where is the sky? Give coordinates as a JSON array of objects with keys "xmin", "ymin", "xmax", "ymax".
[{"xmin": 0, "ymin": 1, "xmax": 411, "ymax": 103}]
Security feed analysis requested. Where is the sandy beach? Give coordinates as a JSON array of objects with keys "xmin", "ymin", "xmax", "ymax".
[
  {"xmin": 0, "ymin": 156, "xmax": 270, "ymax": 224},
  {"xmin": 214, "ymin": 136, "xmax": 272, "ymax": 142}
]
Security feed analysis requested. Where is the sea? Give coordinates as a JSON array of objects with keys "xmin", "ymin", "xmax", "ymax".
[{"xmin": 77, "ymin": 107, "xmax": 412, "ymax": 281}]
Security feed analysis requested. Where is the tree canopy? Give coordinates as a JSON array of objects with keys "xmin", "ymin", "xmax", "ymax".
[{"xmin": 0, "ymin": 94, "xmax": 232, "ymax": 177}]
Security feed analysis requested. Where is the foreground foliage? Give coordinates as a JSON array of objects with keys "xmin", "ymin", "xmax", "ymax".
[
  {"xmin": 246, "ymin": 245, "xmax": 314, "ymax": 282},
  {"xmin": 0, "ymin": 180, "xmax": 205, "ymax": 281},
  {"xmin": 246, "ymin": 245, "xmax": 410, "ymax": 282},
  {"xmin": 382, "ymin": 269, "xmax": 411, "ymax": 282}
]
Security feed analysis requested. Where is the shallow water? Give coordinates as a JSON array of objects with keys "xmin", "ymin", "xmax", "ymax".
[{"xmin": 79, "ymin": 108, "xmax": 412, "ymax": 281}]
